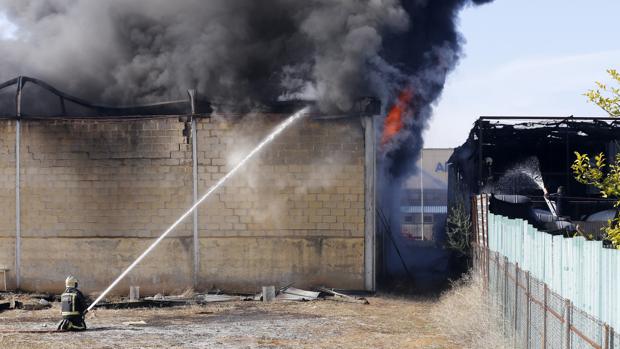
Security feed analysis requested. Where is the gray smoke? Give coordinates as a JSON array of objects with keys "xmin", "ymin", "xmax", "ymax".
[
  {"xmin": 0, "ymin": 0, "xmax": 406, "ymax": 111},
  {"xmin": 0, "ymin": 0, "xmax": 491, "ymax": 114}
]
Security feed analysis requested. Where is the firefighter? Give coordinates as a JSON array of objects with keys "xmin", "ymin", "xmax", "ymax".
[
  {"xmin": 57, "ymin": 275, "xmax": 88, "ymax": 331},
  {"xmin": 544, "ymin": 186, "xmax": 566, "ymax": 218}
]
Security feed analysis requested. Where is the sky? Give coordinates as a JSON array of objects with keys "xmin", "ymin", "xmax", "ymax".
[
  {"xmin": 1, "ymin": 1, "xmax": 618, "ymax": 149},
  {"xmin": 424, "ymin": 0, "xmax": 620, "ymax": 148}
]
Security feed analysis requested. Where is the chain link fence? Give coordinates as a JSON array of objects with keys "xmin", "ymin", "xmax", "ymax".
[{"xmin": 475, "ymin": 247, "xmax": 616, "ymax": 349}]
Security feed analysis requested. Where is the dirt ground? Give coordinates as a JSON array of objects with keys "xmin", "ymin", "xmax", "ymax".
[{"xmin": 0, "ymin": 295, "xmax": 458, "ymax": 349}]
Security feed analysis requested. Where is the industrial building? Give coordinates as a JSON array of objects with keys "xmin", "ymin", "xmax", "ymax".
[
  {"xmin": 0, "ymin": 76, "xmax": 380, "ymax": 295},
  {"xmin": 448, "ymin": 117, "xmax": 620, "ymax": 236}
]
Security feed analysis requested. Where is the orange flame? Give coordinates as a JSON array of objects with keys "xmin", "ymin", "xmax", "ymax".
[{"xmin": 381, "ymin": 88, "xmax": 413, "ymax": 146}]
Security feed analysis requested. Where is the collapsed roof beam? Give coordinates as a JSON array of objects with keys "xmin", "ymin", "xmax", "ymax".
[{"xmin": 0, "ymin": 75, "xmax": 211, "ymax": 118}]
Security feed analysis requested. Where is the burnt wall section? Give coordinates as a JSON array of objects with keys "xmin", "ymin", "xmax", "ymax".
[{"xmin": 0, "ymin": 115, "xmax": 365, "ymax": 294}]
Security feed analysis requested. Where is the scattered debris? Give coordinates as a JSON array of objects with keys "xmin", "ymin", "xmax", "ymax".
[
  {"xmin": 21, "ymin": 302, "xmax": 51, "ymax": 311},
  {"xmin": 0, "ymin": 286, "xmax": 369, "ymax": 313},
  {"xmin": 0, "ymin": 301, "xmax": 13, "ymax": 312},
  {"xmin": 152, "ymin": 293, "xmax": 164, "ymax": 300},
  {"xmin": 94, "ymin": 300, "xmax": 189, "ymax": 310},
  {"xmin": 122, "ymin": 320, "xmax": 147, "ymax": 326},
  {"xmin": 0, "ymin": 298, "xmax": 23, "ymax": 312},
  {"xmin": 143, "ymin": 295, "xmax": 192, "ymax": 303},
  {"xmin": 96, "ymin": 292, "xmax": 246, "ymax": 309},
  {"xmin": 316, "ymin": 287, "xmax": 370, "ymax": 304},
  {"xmin": 181, "ymin": 288, "xmax": 196, "ymax": 298},
  {"xmin": 277, "ymin": 287, "xmax": 320, "ymax": 301},
  {"xmin": 0, "ymin": 296, "xmax": 52, "ymax": 311},
  {"xmin": 196, "ymin": 294, "xmax": 240, "ymax": 303}
]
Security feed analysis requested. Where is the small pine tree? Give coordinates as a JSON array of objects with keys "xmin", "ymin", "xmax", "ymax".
[{"xmin": 446, "ymin": 200, "xmax": 472, "ymax": 256}]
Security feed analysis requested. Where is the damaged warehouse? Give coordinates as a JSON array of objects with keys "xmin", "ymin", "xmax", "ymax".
[
  {"xmin": 448, "ymin": 116, "xmax": 620, "ymax": 238},
  {"xmin": 0, "ymin": 76, "xmax": 379, "ymax": 295}
]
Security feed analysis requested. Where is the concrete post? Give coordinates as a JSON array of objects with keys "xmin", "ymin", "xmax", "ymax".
[
  {"xmin": 14, "ymin": 120, "xmax": 20, "ymax": 291},
  {"xmin": 15, "ymin": 77, "xmax": 22, "ymax": 290},
  {"xmin": 129, "ymin": 286, "xmax": 140, "ymax": 301},
  {"xmin": 191, "ymin": 117, "xmax": 199, "ymax": 289},
  {"xmin": 363, "ymin": 116, "xmax": 376, "ymax": 292},
  {"xmin": 262, "ymin": 286, "xmax": 275, "ymax": 303},
  {"xmin": 188, "ymin": 89, "xmax": 199, "ymax": 289}
]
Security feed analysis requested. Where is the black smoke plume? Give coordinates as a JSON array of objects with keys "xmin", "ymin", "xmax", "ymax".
[{"xmin": 0, "ymin": 0, "xmax": 492, "ymax": 183}]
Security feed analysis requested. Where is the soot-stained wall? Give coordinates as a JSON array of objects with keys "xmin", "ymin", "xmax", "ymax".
[{"xmin": 0, "ymin": 115, "xmax": 367, "ymax": 295}]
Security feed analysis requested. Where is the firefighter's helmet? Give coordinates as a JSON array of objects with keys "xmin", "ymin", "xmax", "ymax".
[{"xmin": 65, "ymin": 275, "xmax": 78, "ymax": 288}]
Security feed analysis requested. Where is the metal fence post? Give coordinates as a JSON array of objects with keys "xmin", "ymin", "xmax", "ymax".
[
  {"xmin": 604, "ymin": 324, "xmax": 610, "ymax": 349},
  {"xmin": 496, "ymin": 252, "xmax": 501, "ymax": 306},
  {"xmin": 504, "ymin": 256, "xmax": 509, "ymax": 335},
  {"xmin": 543, "ymin": 283, "xmax": 548, "ymax": 349},
  {"xmin": 486, "ymin": 237, "xmax": 490, "ymax": 294},
  {"xmin": 564, "ymin": 299, "xmax": 572, "ymax": 349},
  {"xmin": 515, "ymin": 262, "xmax": 520, "ymax": 346},
  {"xmin": 526, "ymin": 271, "xmax": 531, "ymax": 349}
]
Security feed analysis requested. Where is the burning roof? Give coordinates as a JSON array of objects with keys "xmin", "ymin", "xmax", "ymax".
[
  {"xmin": 0, "ymin": 76, "xmax": 380, "ymax": 119},
  {"xmin": 448, "ymin": 117, "xmax": 620, "ymax": 217}
]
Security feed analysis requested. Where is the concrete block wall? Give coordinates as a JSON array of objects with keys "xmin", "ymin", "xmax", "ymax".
[
  {"xmin": 0, "ymin": 121, "xmax": 16, "ymax": 289},
  {"xmin": 0, "ymin": 114, "xmax": 366, "ymax": 295},
  {"xmin": 19, "ymin": 119, "xmax": 194, "ymax": 294},
  {"xmin": 196, "ymin": 115, "xmax": 365, "ymax": 291}
]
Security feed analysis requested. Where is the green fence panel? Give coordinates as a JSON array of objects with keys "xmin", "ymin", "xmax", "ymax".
[{"xmin": 487, "ymin": 213, "xmax": 620, "ymax": 329}]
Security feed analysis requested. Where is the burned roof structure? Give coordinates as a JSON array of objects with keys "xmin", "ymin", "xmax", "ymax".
[
  {"xmin": 448, "ymin": 117, "xmax": 620, "ymax": 223},
  {"xmin": 0, "ymin": 76, "xmax": 380, "ymax": 119}
]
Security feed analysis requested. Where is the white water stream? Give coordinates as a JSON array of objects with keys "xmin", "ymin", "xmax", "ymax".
[
  {"xmin": 87, "ymin": 107, "xmax": 309, "ymax": 311},
  {"xmin": 485, "ymin": 157, "xmax": 557, "ymax": 216}
]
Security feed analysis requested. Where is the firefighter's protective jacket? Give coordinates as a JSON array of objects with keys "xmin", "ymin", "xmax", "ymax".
[{"xmin": 61, "ymin": 287, "xmax": 87, "ymax": 318}]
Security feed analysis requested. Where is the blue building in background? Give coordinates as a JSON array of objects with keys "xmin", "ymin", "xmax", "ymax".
[{"xmin": 380, "ymin": 148, "xmax": 453, "ymax": 291}]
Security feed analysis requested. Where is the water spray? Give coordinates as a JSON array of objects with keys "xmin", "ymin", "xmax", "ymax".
[
  {"xmin": 87, "ymin": 107, "xmax": 309, "ymax": 311},
  {"xmin": 541, "ymin": 187, "xmax": 558, "ymax": 217},
  {"xmin": 487, "ymin": 157, "xmax": 558, "ymax": 216}
]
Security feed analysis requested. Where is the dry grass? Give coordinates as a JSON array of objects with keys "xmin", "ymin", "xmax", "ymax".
[
  {"xmin": 430, "ymin": 273, "xmax": 511, "ymax": 349},
  {"xmin": 0, "ymin": 280, "xmax": 512, "ymax": 348},
  {"xmin": 0, "ymin": 295, "xmax": 458, "ymax": 348}
]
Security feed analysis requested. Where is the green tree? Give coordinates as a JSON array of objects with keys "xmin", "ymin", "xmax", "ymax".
[
  {"xmin": 573, "ymin": 68, "xmax": 620, "ymax": 248},
  {"xmin": 584, "ymin": 69, "xmax": 620, "ymax": 116},
  {"xmin": 446, "ymin": 200, "xmax": 472, "ymax": 256},
  {"xmin": 572, "ymin": 153, "xmax": 620, "ymax": 247}
]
